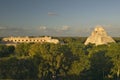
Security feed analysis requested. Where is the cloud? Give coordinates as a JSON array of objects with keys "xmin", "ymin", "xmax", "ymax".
[
  {"xmin": 102, "ymin": 25, "xmax": 120, "ymax": 37},
  {"xmin": 0, "ymin": 26, "xmax": 31, "ymax": 37},
  {"xmin": 39, "ymin": 26, "xmax": 47, "ymax": 30},
  {"xmin": 1, "ymin": 24, "xmax": 119, "ymax": 37},
  {"xmin": 61, "ymin": 26, "xmax": 70, "ymax": 31},
  {"xmin": 35, "ymin": 25, "xmax": 72, "ymax": 36},
  {"xmin": 0, "ymin": 26, "xmax": 8, "ymax": 30},
  {"xmin": 48, "ymin": 12, "xmax": 57, "ymax": 16}
]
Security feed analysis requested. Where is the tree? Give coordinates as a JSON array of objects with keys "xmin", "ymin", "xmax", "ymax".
[
  {"xmin": 67, "ymin": 42, "xmax": 90, "ymax": 80},
  {"xmin": 0, "ymin": 57, "xmax": 38, "ymax": 79},
  {"xmin": 106, "ymin": 43, "xmax": 120, "ymax": 79},
  {"xmin": 87, "ymin": 45, "xmax": 112, "ymax": 80},
  {"xmin": 29, "ymin": 43, "xmax": 72, "ymax": 79},
  {"xmin": 0, "ymin": 45, "xmax": 14, "ymax": 58},
  {"xmin": 15, "ymin": 43, "xmax": 31, "ymax": 57}
]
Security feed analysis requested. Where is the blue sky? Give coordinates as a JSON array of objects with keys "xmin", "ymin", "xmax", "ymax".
[{"xmin": 0, "ymin": 0, "xmax": 120, "ymax": 37}]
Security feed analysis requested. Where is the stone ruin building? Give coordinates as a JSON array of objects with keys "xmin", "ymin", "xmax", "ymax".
[
  {"xmin": 84, "ymin": 25, "xmax": 116, "ymax": 45},
  {"xmin": 2, "ymin": 36, "xmax": 59, "ymax": 44}
]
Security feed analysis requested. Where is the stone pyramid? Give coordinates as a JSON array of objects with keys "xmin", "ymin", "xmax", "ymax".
[{"xmin": 84, "ymin": 25, "xmax": 115, "ymax": 45}]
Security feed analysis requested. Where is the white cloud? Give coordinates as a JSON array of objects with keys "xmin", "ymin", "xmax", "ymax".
[
  {"xmin": 0, "ymin": 26, "xmax": 30, "ymax": 37},
  {"xmin": 39, "ymin": 26, "xmax": 47, "ymax": 30},
  {"xmin": 48, "ymin": 12, "xmax": 57, "ymax": 16},
  {"xmin": 61, "ymin": 26, "xmax": 70, "ymax": 31},
  {"xmin": 0, "ymin": 26, "xmax": 8, "ymax": 30}
]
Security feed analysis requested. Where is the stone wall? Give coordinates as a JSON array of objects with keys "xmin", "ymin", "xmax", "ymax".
[{"xmin": 2, "ymin": 36, "xmax": 59, "ymax": 44}]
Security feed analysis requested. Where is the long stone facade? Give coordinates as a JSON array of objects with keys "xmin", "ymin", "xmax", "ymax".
[
  {"xmin": 2, "ymin": 36, "xmax": 59, "ymax": 44},
  {"xmin": 84, "ymin": 25, "xmax": 115, "ymax": 45}
]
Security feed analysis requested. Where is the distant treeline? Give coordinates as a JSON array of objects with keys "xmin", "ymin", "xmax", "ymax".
[
  {"xmin": 0, "ymin": 36, "xmax": 120, "ymax": 43},
  {"xmin": 113, "ymin": 37, "xmax": 120, "ymax": 42}
]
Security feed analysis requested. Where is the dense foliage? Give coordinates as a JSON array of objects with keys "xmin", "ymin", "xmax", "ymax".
[{"xmin": 0, "ymin": 37, "xmax": 120, "ymax": 80}]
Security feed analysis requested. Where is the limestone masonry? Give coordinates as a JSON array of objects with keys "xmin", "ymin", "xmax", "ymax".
[
  {"xmin": 84, "ymin": 25, "xmax": 116, "ymax": 45},
  {"xmin": 2, "ymin": 36, "xmax": 59, "ymax": 44}
]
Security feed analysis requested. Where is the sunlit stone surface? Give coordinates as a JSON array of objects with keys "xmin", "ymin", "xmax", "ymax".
[{"xmin": 84, "ymin": 25, "xmax": 116, "ymax": 45}]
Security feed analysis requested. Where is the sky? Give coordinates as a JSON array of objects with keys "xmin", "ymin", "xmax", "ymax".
[{"xmin": 0, "ymin": 0, "xmax": 120, "ymax": 37}]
